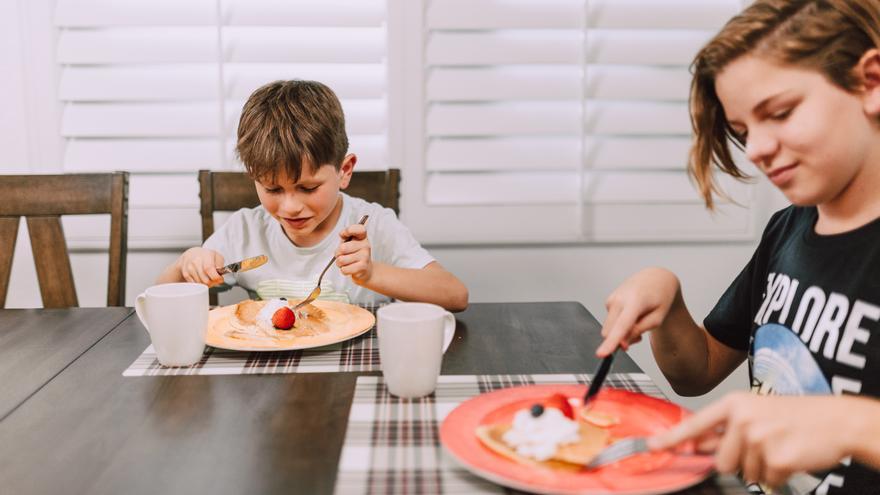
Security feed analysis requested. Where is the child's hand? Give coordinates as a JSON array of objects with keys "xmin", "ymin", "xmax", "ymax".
[
  {"xmin": 647, "ymin": 393, "xmax": 861, "ymax": 489},
  {"xmin": 596, "ymin": 267, "xmax": 680, "ymax": 356},
  {"xmin": 177, "ymin": 247, "xmax": 225, "ymax": 287},
  {"xmin": 335, "ymin": 223, "xmax": 372, "ymax": 285}
]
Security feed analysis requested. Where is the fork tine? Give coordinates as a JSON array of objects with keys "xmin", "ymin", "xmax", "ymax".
[{"xmin": 588, "ymin": 437, "xmax": 648, "ymax": 469}]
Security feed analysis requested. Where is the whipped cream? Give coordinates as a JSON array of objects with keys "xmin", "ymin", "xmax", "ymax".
[
  {"xmin": 502, "ymin": 408, "xmax": 580, "ymax": 461},
  {"xmin": 256, "ymin": 298, "xmax": 290, "ymax": 329}
]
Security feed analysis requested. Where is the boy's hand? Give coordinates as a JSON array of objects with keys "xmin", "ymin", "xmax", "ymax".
[
  {"xmin": 596, "ymin": 267, "xmax": 680, "ymax": 357},
  {"xmin": 647, "ymin": 393, "xmax": 858, "ymax": 489},
  {"xmin": 336, "ymin": 223, "xmax": 372, "ymax": 285},
  {"xmin": 177, "ymin": 247, "xmax": 225, "ymax": 287}
]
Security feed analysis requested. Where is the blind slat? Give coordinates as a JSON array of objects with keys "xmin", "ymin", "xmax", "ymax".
[
  {"xmin": 426, "ymin": 136, "xmax": 694, "ymax": 172},
  {"xmin": 427, "ymin": 0, "xmax": 741, "ymax": 30},
  {"xmin": 426, "ymin": 101, "xmax": 690, "ymax": 136},
  {"xmin": 428, "ymin": 66, "xmax": 690, "ymax": 101},
  {"xmin": 427, "ymin": 30, "xmax": 714, "ymax": 66},
  {"xmin": 56, "ymin": 0, "xmax": 385, "ymax": 27}
]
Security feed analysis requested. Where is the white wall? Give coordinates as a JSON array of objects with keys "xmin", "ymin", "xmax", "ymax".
[{"xmin": 1, "ymin": 0, "xmax": 790, "ymax": 411}]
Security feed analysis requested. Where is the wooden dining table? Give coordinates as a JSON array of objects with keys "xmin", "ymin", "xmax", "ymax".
[{"xmin": 0, "ymin": 302, "xmax": 745, "ymax": 495}]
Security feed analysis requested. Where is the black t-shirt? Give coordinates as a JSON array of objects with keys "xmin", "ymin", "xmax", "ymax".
[{"xmin": 705, "ymin": 206, "xmax": 880, "ymax": 494}]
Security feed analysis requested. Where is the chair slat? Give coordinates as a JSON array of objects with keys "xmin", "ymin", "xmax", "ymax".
[
  {"xmin": 0, "ymin": 175, "xmax": 115, "ymax": 216},
  {"xmin": 26, "ymin": 216, "xmax": 78, "ymax": 308},
  {"xmin": 0, "ymin": 172, "xmax": 128, "ymax": 309},
  {"xmin": 107, "ymin": 173, "xmax": 129, "ymax": 306},
  {"xmin": 0, "ymin": 217, "xmax": 21, "ymax": 308}
]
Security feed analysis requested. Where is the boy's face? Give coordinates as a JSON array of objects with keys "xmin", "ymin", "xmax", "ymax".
[
  {"xmin": 715, "ymin": 53, "xmax": 880, "ymax": 208},
  {"xmin": 255, "ymin": 154, "xmax": 355, "ymax": 246}
]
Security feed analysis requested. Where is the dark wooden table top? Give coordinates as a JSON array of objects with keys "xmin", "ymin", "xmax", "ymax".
[
  {"xmin": 0, "ymin": 306, "xmax": 133, "ymax": 420},
  {"xmin": 0, "ymin": 302, "xmax": 734, "ymax": 495}
]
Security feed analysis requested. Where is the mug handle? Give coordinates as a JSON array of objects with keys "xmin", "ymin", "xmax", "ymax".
[
  {"xmin": 134, "ymin": 292, "xmax": 151, "ymax": 336},
  {"xmin": 441, "ymin": 311, "xmax": 456, "ymax": 353}
]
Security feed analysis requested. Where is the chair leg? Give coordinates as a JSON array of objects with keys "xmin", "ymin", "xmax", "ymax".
[{"xmin": 0, "ymin": 217, "xmax": 20, "ymax": 308}]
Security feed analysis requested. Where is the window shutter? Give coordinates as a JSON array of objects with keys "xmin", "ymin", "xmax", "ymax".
[
  {"xmin": 397, "ymin": 0, "xmax": 755, "ymax": 244},
  {"xmin": 55, "ymin": 0, "xmax": 388, "ymax": 248}
]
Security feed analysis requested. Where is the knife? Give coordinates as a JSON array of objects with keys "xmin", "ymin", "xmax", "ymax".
[
  {"xmin": 583, "ymin": 351, "xmax": 615, "ymax": 408},
  {"xmin": 216, "ymin": 254, "xmax": 268, "ymax": 275}
]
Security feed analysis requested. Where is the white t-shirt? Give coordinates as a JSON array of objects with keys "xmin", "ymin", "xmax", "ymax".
[{"xmin": 203, "ymin": 193, "xmax": 435, "ymax": 305}]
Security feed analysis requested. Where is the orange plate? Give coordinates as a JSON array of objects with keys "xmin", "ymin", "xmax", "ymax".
[
  {"xmin": 205, "ymin": 300, "xmax": 375, "ymax": 351},
  {"xmin": 440, "ymin": 385, "xmax": 714, "ymax": 495}
]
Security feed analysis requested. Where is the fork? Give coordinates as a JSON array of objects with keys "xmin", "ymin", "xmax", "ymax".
[
  {"xmin": 292, "ymin": 214, "xmax": 369, "ymax": 311},
  {"xmin": 587, "ymin": 437, "xmax": 649, "ymax": 469}
]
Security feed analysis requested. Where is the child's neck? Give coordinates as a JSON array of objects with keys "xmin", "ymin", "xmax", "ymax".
[{"xmin": 816, "ymin": 157, "xmax": 880, "ymax": 235}]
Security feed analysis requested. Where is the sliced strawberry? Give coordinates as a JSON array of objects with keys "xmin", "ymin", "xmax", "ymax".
[
  {"xmin": 271, "ymin": 307, "xmax": 296, "ymax": 330},
  {"xmin": 545, "ymin": 393, "xmax": 575, "ymax": 419}
]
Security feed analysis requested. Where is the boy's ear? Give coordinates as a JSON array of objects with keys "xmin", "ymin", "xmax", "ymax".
[
  {"xmin": 857, "ymin": 48, "xmax": 880, "ymax": 116},
  {"xmin": 338, "ymin": 153, "xmax": 357, "ymax": 190}
]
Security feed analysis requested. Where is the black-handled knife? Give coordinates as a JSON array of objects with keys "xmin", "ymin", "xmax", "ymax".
[{"xmin": 583, "ymin": 351, "xmax": 615, "ymax": 407}]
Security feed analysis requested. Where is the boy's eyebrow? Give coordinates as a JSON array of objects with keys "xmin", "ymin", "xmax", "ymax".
[
  {"xmin": 752, "ymin": 90, "xmax": 796, "ymax": 116},
  {"xmin": 727, "ymin": 90, "xmax": 796, "ymax": 128}
]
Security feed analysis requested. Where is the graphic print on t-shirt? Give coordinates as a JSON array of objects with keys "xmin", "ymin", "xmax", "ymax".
[{"xmin": 749, "ymin": 271, "xmax": 879, "ymax": 494}]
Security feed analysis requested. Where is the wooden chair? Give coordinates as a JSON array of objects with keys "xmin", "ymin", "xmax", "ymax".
[
  {"xmin": 0, "ymin": 172, "xmax": 129, "ymax": 308},
  {"xmin": 198, "ymin": 168, "xmax": 400, "ymax": 304}
]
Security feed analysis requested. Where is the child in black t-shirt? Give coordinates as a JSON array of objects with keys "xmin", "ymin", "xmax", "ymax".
[{"xmin": 596, "ymin": 1, "xmax": 880, "ymax": 493}]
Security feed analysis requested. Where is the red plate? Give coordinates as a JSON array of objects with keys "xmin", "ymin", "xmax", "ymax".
[{"xmin": 440, "ymin": 384, "xmax": 714, "ymax": 495}]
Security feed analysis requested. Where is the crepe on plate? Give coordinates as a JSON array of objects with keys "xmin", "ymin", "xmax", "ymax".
[{"xmin": 228, "ymin": 298, "xmax": 328, "ymax": 340}]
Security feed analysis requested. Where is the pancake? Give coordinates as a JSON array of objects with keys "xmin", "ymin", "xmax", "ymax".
[
  {"xmin": 228, "ymin": 299, "xmax": 328, "ymax": 340},
  {"xmin": 475, "ymin": 420, "xmax": 610, "ymax": 471}
]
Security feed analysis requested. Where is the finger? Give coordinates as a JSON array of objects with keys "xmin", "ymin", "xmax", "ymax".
[
  {"xmin": 630, "ymin": 310, "xmax": 664, "ymax": 335},
  {"xmin": 341, "ymin": 225, "xmax": 367, "ymax": 241},
  {"xmin": 596, "ymin": 307, "xmax": 639, "ymax": 357},
  {"xmin": 740, "ymin": 440, "xmax": 764, "ymax": 485},
  {"xmin": 694, "ymin": 433, "xmax": 722, "ymax": 454},
  {"xmin": 648, "ymin": 399, "xmax": 732, "ymax": 450},
  {"xmin": 207, "ymin": 277, "xmax": 224, "ymax": 288},
  {"xmin": 713, "ymin": 416, "xmax": 744, "ymax": 475},
  {"xmin": 762, "ymin": 467, "xmax": 792, "ymax": 492},
  {"xmin": 600, "ymin": 305, "xmax": 622, "ymax": 338},
  {"xmin": 202, "ymin": 261, "xmax": 222, "ymax": 281},
  {"xmin": 339, "ymin": 260, "xmax": 366, "ymax": 277},
  {"xmin": 337, "ymin": 240, "xmax": 367, "ymax": 256}
]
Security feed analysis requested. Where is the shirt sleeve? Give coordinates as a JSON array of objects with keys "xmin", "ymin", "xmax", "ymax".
[
  {"xmin": 703, "ymin": 208, "xmax": 791, "ymax": 352},
  {"xmin": 368, "ymin": 206, "xmax": 435, "ymax": 270}
]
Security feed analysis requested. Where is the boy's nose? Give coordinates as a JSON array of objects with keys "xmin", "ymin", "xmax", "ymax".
[
  {"xmin": 279, "ymin": 193, "xmax": 304, "ymax": 216},
  {"xmin": 744, "ymin": 130, "xmax": 779, "ymax": 168}
]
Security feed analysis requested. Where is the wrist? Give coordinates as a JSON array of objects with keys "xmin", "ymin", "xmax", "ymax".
[{"xmin": 847, "ymin": 397, "xmax": 880, "ymax": 465}]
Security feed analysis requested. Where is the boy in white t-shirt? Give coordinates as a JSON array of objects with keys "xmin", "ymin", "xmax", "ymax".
[{"xmin": 157, "ymin": 80, "xmax": 469, "ymax": 311}]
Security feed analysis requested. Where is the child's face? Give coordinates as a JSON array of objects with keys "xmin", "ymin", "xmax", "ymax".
[
  {"xmin": 715, "ymin": 54, "xmax": 880, "ymax": 207},
  {"xmin": 255, "ymin": 154, "xmax": 355, "ymax": 246}
]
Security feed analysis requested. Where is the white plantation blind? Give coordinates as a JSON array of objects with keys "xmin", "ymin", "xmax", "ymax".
[
  {"xmin": 55, "ymin": 0, "xmax": 388, "ymax": 248},
  {"xmin": 401, "ymin": 0, "xmax": 755, "ymax": 243}
]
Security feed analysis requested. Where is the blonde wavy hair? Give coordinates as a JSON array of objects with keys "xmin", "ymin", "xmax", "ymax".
[{"xmin": 689, "ymin": 0, "xmax": 880, "ymax": 208}]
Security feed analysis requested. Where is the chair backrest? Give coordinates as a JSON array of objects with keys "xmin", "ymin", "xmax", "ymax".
[
  {"xmin": 197, "ymin": 168, "xmax": 401, "ymax": 242},
  {"xmin": 0, "ymin": 172, "xmax": 129, "ymax": 308}
]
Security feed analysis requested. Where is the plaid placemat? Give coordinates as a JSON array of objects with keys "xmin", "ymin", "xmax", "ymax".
[
  {"xmin": 335, "ymin": 373, "xmax": 748, "ymax": 495},
  {"xmin": 123, "ymin": 303, "xmax": 381, "ymax": 377}
]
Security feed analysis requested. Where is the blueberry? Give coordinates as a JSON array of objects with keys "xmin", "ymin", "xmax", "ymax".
[
  {"xmin": 530, "ymin": 404, "xmax": 544, "ymax": 417},
  {"xmin": 279, "ymin": 297, "xmax": 286, "ymax": 301}
]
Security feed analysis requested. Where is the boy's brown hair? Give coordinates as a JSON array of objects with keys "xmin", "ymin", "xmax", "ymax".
[
  {"xmin": 689, "ymin": 0, "xmax": 880, "ymax": 208},
  {"xmin": 236, "ymin": 80, "xmax": 349, "ymax": 182}
]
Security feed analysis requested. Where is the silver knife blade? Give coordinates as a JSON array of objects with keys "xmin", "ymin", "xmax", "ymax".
[{"xmin": 217, "ymin": 254, "xmax": 268, "ymax": 275}]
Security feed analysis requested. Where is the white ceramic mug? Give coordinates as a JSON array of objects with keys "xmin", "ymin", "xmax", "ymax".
[
  {"xmin": 134, "ymin": 283, "xmax": 209, "ymax": 367},
  {"xmin": 377, "ymin": 302, "xmax": 455, "ymax": 398}
]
